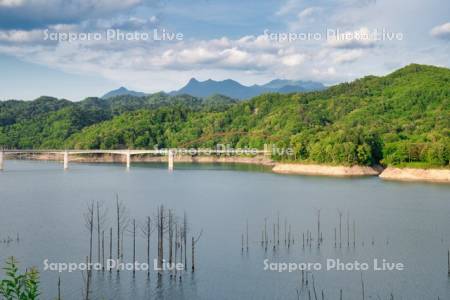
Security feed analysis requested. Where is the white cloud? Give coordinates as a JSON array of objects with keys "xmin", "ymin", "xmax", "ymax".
[
  {"xmin": 327, "ymin": 27, "xmax": 376, "ymax": 49},
  {"xmin": 312, "ymin": 67, "xmax": 336, "ymax": 78},
  {"xmin": 0, "ymin": 0, "xmax": 23, "ymax": 7},
  {"xmin": 0, "ymin": 27, "xmax": 350, "ymax": 89},
  {"xmin": 333, "ymin": 49, "xmax": 363, "ymax": 64},
  {"xmin": 0, "ymin": 29, "xmax": 44, "ymax": 43},
  {"xmin": 281, "ymin": 53, "xmax": 305, "ymax": 66},
  {"xmin": 298, "ymin": 7, "xmax": 320, "ymax": 19},
  {"xmin": 430, "ymin": 22, "xmax": 450, "ymax": 39},
  {"xmin": 2, "ymin": 0, "xmax": 448, "ymax": 94}
]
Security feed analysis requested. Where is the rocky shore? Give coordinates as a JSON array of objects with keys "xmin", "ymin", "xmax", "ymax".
[
  {"xmin": 272, "ymin": 163, "xmax": 382, "ymax": 177},
  {"xmin": 379, "ymin": 167, "xmax": 450, "ymax": 183}
]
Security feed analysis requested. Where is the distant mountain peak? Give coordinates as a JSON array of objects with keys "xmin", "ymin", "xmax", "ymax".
[
  {"xmin": 102, "ymin": 87, "xmax": 148, "ymax": 99},
  {"xmin": 103, "ymin": 77, "xmax": 326, "ymax": 101},
  {"xmin": 169, "ymin": 77, "xmax": 325, "ymax": 100}
]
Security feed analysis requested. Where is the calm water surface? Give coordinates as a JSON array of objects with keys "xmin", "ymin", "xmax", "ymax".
[{"xmin": 0, "ymin": 160, "xmax": 449, "ymax": 299}]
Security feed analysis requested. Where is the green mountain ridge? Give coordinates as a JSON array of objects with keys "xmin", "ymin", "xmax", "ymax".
[{"xmin": 1, "ymin": 64, "xmax": 449, "ymax": 168}]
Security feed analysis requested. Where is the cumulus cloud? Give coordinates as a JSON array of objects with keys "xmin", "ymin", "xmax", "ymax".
[
  {"xmin": 327, "ymin": 27, "xmax": 376, "ymax": 49},
  {"xmin": 281, "ymin": 54, "xmax": 305, "ymax": 66},
  {"xmin": 91, "ymin": 16, "xmax": 159, "ymax": 31},
  {"xmin": 0, "ymin": 29, "xmax": 44, "ymax": 43},
  {"xmin": 430, "ymin": 22, "xmax": 450, "ymax": 40},
  {"xmin": 312, "ymin": 67, "xmax": 336, "ymax": 78},
  {"xmin": 150, "ymin": 36, "xmax": 282, "ymax": 71},
  {"xmin": 333, "ymin": 49, "xmax": 363, "ymax": 64},
  {"xmin": 0, "ymin": 26, "xmax": 350, "ymax": 89},
  {"xmin": 0, "ymin": 0, "xmax": 23, "ymax": 7},
  {"xmin": 4, "ymin": 0, "xmax": 445, "ymax": 92}
]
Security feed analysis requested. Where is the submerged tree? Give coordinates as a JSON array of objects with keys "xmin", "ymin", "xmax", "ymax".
[
  {"xmin": 83, "ymin": 201, "xmax": 94, "ymax": 265},
  {"xmin": 140, "ymin": 216, "xmax": 154, "ymax": 277},
  {"xmin": 191, "ymin": 230, "xmax": 203, "ymax": 272},
  {"xmin": 83, "ymin": 202, "xmax": 94, "ymax": 300},
  {"xmin": 96, "ymin": 201, "xmax": 108, "ymax": 265},
  {"xmin": 115, "ymin": 194, "xmax": 130, "ymax": 271}
]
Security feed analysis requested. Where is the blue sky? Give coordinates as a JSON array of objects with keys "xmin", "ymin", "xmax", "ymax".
[{"xmin": 0, "ymin": 0, "xmax": 449, "ymax": 100}]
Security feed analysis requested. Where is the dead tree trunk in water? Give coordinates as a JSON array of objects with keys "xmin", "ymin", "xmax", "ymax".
[
  {"xmin": 132, "ymin": 218, "xmax": 136, "ymax": 275},
  {"xmin": 115, "ymin": 195, "xmax": 129, "ymax": 272},
  {"xmin": 264, "ymin": 218, "xmax": 267, "ymax": 247},
  {"xmin": 288, "ymin": 224, "xmax": 291, "ymax": 248},
  {"xmin": 347, "ymin": 212, "xmax": 350, "ymax": 248},
  {"xmin": 83, "ymin": 256, "xmax": 91, "ymax": 300},
  {"xmin": 157, "ymin": 206, "xmax": 163, "ymax": 273},
  {"xmin": 361, "ymin": 272, "xmax": 365, "ymax": 300},
  {"xmin": 143, "ymin": 216, "xmax": 151, "ymax": 277},
  {"xmin": 272, "ymin": 223, "xmax": 275, "ymax": 250},
  {"xmin": 174, "ymin": 223, "xmax": 178, "ymax": 277},
  {"xmin": 338, "ymin": 211, "xmax": 342, "ymax": 248},
  {"xmin": 277, "ymin": 212, "xmax": 280, "ymax": 245},
  {"xmin": 181, "ymin": 212, "xmax": 188, "ymax": 271},
  {"xmin": 317, "ymin": 210, "xmax": 321, "ymax": 248},
  {"xmin": 448, "ymin": 249, "xmax": 450, "ymax": 276},
  {"xmin": 334, "ymin": 227, "xmax": 337, "ymax": 248},
  {"xmin": 101, "ymin": 230, "xmax": 105, "ymax": 271},
  {"xmin": 57, "ymin": 276, "xmax": 61, "ymax": 300},
  {"xmin": 168, "ymin": 210, "xmax": 173, "ymax": 265},
  {"xmin": 192, "ymin": 236, "xmax": 195, "ymax": 271},
  {"xmin": 116, "ymin": 196, "xmax": 120, "ymax": 265},
  {"xmin": 191, "ymin": 230, "xmax": 203, "ymax": 272},
  {"xmin": 121, "ymin": 231, "xmax": 124, "ymax": 260},
  {"xmin": 96, "ymin": 201, "xmax": 107, "ymax": 266},
  {"xmin": 183, "ymin": 211, "xmax": 188, "ymax": 270},
  {"xmin": 97, "ymin": 202, "xmax": 101, "ymax": 264},
  {"xmin": 180, "ymin": 227, "xmax": 183, "ymax": 267},
  {"xmin": 84, "ymin": 202, "xmax": 94, "ymax": 265},
  {"xmin": 109, "ymin": 227, "xmax": 112, "ymax": 272},
  {"xmin": 173, "ymin": 221, "xmax": 180, "ymax": 279},
  {"xmin": 246, "ymin": 219, "xmax": 249, "ymax": 251}
]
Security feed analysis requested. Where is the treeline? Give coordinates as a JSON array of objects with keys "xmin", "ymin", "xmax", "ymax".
[
  {"xmin": 0, "ymin": 93, "xmax": 236, "ymax": 149},
  {"xmin": 0, "ymin": 64, "xmax": 449, "ymax": 167}
]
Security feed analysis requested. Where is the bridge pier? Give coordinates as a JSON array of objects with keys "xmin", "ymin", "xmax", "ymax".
[
  {"xmin": 0, "ymin": 151, "xmax": 4, "ymax": 171},
  {"xmin": 63, "ymin": 151, "xmax": 69, "ymax": 170},
  {"xmin": 126, "ymin": 152, "xmax": 131, "ymax": 169},
  {"xmin": 263, "ymin": 144, "xmax": 272, "ymax": 159},
  {"xmin": 168, "ymin": 150, "xmax": 174, "ymax": 171}
]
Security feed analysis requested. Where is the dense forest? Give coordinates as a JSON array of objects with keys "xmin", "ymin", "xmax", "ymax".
[{"xmin": 0, "ymin": 64, "xmax": 449, "ymax": 168}]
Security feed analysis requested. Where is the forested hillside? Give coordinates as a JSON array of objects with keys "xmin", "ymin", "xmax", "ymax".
[
  {"xmin": 0, "ymin": 93, "xmax": 236, "ymax": 149},
  {"xmin": 1, "ymin": 64, "xmax": 449, "ymax": 167}
]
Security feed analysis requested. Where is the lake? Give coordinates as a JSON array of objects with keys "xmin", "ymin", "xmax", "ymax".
[{"xmin": 0, "ymin": 160, "xmax": 449, "ymax": 299}]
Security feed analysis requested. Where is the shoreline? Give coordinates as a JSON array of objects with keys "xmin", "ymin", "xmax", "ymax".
[
  {"xmin": 272, "ymin": 163, "xmax": 382, "ymax": 177},
  {"xmin": 379, "ymin": 167, "xmax": 450, "ymax": 183},
  {"xmin": 5, "ymin": 153, "xmax": 449, "ymax": 184}
]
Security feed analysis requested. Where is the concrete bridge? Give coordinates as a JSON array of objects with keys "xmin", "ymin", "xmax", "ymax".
[{"xmin": 0, "ymin": 148, "xmax": 269, "ymax": 171}]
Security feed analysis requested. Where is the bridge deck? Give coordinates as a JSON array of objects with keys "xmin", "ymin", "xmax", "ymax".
[{"xmin": 1, "ymin": 149, "xmax": 268, "ymax": 155}]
